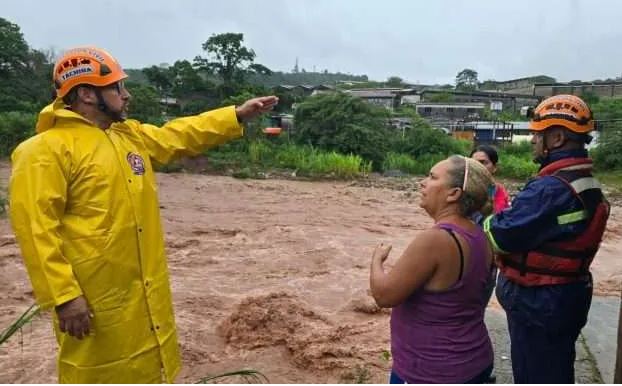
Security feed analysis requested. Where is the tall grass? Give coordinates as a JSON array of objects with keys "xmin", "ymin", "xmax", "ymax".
[
  {"xmin": 273, "ymin": 144, "xmax": 370, "ymax": 178},
  {"xmin": 0, "ymin": 304, "xmax": 40, "ymax": 346},
  {"xmin": 248, "ymin": 141, "xmax": 272, "ymax": 164},
  {"xmin": 382, "ymin": 152, "xmax": 446, "ymax": 175},
  {"xmin": 208, "ymin": 141, "xmax": 372, "ymax": 179}
]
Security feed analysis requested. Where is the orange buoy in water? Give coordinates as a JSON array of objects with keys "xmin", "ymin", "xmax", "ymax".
[{"xmin": 263, "ymin": 127, "xmax": 282, "ymax": 136}]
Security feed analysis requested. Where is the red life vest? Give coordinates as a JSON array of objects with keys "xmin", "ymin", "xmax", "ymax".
[{"xmin": 499, "ymin": 157, "xmax": 610, "ymax": 286}]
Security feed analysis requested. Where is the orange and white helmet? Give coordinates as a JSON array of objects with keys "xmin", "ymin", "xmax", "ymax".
[
  {"xmin": 529, "ymin": 94, "xmax": 594, "ymax": 134},
  {"xmin": 53, "ymin": 46, "xmax": 128, "ymax": 98}
]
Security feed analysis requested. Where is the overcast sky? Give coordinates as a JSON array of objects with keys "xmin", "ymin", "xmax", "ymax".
[{"xmin": 3, "ymin": 0, "xmax": 621, "ymax": 84}]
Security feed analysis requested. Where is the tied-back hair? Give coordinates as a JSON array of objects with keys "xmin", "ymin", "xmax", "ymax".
[
  {"xmin": 470, "ymin": 145, "xmax": 499, "ymax": 165},
  {"xmin": 447, "ymin": 155, "xmax": 494, "ymax": 217}
]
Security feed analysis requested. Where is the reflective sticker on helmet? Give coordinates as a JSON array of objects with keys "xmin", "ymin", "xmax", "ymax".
[
  {"xmin": 64, "ymin": 48, "xmax": 106, "ymax": 63},
  {"xmin": 60, "ymin": 65, "xmax": 94, "ymax": 81}
]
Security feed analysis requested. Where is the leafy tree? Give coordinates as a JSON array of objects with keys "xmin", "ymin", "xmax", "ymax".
[
  {"xmin": 143, "ymin": 65, "xmax": 174, "ymax": 96},
  {"xmin": 0, "ymin": 111, "xmax": 36, "ymax": 156},
  {"xmin": 427, "ymin": 92, "xmax": 454, "ymax": 103},
  {"xmin": 169, "ymin": 60, "xmax": 212, "ymax": 96},
  {"xmin": 0, "ymin": 18, "xmax": 29, "ymax": 77},
  {"xmin": 390, "ymin": 107, "xmax": 465, "ymax": 157},
  {"xmin": 142, "ymin": 60, "xmax": 216, "ymax": 115},
  {"xmin": 455, "ymin": 68, "xmax": 478, "ymax": 91},
  {"xmin": 0, "ymin": 17, "xmax": 52, "ymax": 112},
  {"xmin": 386, "ymin": 76, "xmax": 404, "ymax": 87},
  {"xmin": 126, "ymin": 81, "xmax": 162, "ymax": 122},
  {"xmin": 293, "ymin": 93, "xmax": 391, "ymax": 169},
  {"xmin": 194, "ymin": 33, "xmax": 272, "ymax": 98}
]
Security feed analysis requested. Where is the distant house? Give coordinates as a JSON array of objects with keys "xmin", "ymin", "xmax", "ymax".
[
  {"xmin": 480, "ymin": 75, "xmax": 556, "ymax": 94},
  {"xmin": 388, "ymin": 117, "xmax": 413, "ymax": 131},
  {"xmin": 344, "ymin": 88, "xmax": 420, "ymax": 110},
  {"xmin": 469, "ymin": 121, "xmax": 519, "ymax": 144},
  {"xmin": 310, "ymin": 84, "xmax": 335, "ymax": 96},
  {"xmin": 419, "ymin": 89, "xmax": 541, "ymax": 113},
  {"xmin": 346, "ymin": 89, "xmax": 398, "ymax": 109},
  {"xmin": 273, "ymin": 84, "xmax": 335, "ymax": 98},
  {"xmin": 533, "ymin": 80, "xmax": 622, "ymax": 98},
  {"xmin": 415, "ymin": 102, "xmax": 486, "ymax": 121}
]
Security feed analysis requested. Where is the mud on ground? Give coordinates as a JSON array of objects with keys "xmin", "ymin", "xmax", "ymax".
[{"xmin": 1, "ymin": 162, "xmax": 620, "ymax": 383}]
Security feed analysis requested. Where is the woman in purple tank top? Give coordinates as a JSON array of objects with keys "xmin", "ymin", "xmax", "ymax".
[{"xmin": 370, "ymin": 155, "xmax": 496, "ymax": 384}]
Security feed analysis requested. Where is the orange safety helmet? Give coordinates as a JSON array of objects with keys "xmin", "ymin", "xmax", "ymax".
[
  {"xmin": 53, "ymin": 46, "xmax": 128, "ymax": 98},
  {"xmin": 529, "ymin": 94, "xmax": 594, "ymax": 134}
]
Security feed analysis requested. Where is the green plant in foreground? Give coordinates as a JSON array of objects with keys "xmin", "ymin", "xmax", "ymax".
[
  {"xmin": 0, "ymin": 193, "xmax": 7, "ymax": 216},
  {"xmin": 196, "ymin": 369, "xmax": 269, "ymax": 384},
  {"xmin": 0, "ymin": 303, "xmax": 40, "ymax": 346}
]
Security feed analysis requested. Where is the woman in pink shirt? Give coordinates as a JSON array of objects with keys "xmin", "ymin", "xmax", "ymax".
[{"xmin": 470, "ymin": 145, "xmax": 510, "ymax": 213}]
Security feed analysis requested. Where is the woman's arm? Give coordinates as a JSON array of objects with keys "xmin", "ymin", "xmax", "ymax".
[{"xmin": 370, "ymin": 228, "xmax": 448, "ymax": 308}]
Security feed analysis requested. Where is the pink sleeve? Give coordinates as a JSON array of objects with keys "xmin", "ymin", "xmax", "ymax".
[{"xmin": 493, "ymin": 183, "xmax": 511, "ymax": 213}]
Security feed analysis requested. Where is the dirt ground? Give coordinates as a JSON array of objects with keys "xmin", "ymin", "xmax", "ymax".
[{"xmin": 1, "ymin": 160, "xmax": 621, "ymax": 383}]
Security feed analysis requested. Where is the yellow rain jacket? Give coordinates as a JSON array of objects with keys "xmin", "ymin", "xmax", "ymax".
[{"xmin": 9, "ymin": 99, "xmax": 243, "ymax": 383}]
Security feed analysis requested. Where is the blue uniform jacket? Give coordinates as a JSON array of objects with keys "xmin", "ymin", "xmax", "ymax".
[{"xmin": 486, "ymin": 149, "xmax": 590, "ymax": 253}]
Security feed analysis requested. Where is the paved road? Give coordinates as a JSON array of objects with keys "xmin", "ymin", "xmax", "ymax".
[{"xmin": 486, "ymin": 297, "xmax": 610, "ymax": 384}]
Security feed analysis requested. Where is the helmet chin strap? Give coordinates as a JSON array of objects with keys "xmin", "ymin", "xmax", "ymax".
[{"xmin": 534, "ymin": 131, "xmax": 567, "ymax": 165}]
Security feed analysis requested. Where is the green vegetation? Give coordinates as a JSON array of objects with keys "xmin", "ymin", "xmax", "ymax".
[
  {"xmin": 0, "ymin": 191, "xmax": 6, "ymax": 216},
  {"xmin": 0, "ymin": 111, "xmax": 36, "ymax": 157},
  {"xmin": 293, "ymin": 93, "xmax": 391, "ymax": 169},
  {"xmin": 497, "ymin": 154, "xmax": 538, "ymax": 180},
  {"xmin": 383, "ymin": 152, "xmax": 445, "ymax": 176},
  {"xmin": 200, "ymin": 140, "xmax": 371, "ymax": 179},
  {"xmin": 0, "ymin": 304, "xmax": 40, "ymax": 346},
  {"xmin": 2, "ymin": 15, "xmax": 622, "ymax": 183},
  {"xmin": 495, "ymin": 141, "xmax": 539, "ymax": 180},
  {"xmin": 589, "ymin": 98, "xmax": 622, "ymax": 170}
]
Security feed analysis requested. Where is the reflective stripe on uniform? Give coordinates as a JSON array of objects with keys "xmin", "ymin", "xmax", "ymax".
[
  {"xmin": 483, "ymin": 215, "xmax": 508, "ymax": 254},
  {"xmin": 570, "ymin": 177, "xmax": 601, "ymax": 194},
  {"xmin": 557, "ymin": 210, "xmax": 588, "ymax": 225}
]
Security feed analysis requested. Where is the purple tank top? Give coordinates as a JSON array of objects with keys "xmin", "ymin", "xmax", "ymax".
[{"xmin": 390, "ymin": 223, "xmax": 494, "ymax": 383}]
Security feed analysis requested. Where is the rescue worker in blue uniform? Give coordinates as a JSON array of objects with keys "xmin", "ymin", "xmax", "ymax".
[{"xmin": 483, "ymin": 94, "xmax": 610, "ymax": 383}]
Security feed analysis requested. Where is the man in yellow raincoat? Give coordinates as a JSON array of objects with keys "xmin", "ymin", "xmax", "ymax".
[{"xmin": 8, "ymin": 46, "xmax": 277, "ymax": 383}]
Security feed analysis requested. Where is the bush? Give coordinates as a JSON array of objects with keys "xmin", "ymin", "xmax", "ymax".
[
  {"xmin": 392, "ymin": 126, "xmax": 468, "ymax": 159},
  {"xmin": 500, "ymin": 141, "xmax": 532, "ymax": 156},
  {"xmin": 383, "ymin": 152, "xmax": 418, "ymax": 174},
  {"xmin": 593, "ymin": 123, "xmax": 622, "ymax": 170},
  {"xmin": 293, "ymin": 93, "xmax": 391, "ymax": 170},
  {"xmin": 497, "ymin": 154, "xmax": 538, "ymax": 180},
  {"xmin": 589, "ymin": 99, "xmax": 622, "ymax": 170},
  {"xmin": 0, "ymin": 111, "xmax": 36, "ymax": 157},
  {"xmin": 382, "ymin": 152, "xmax": 446, "ymax": 175}
]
